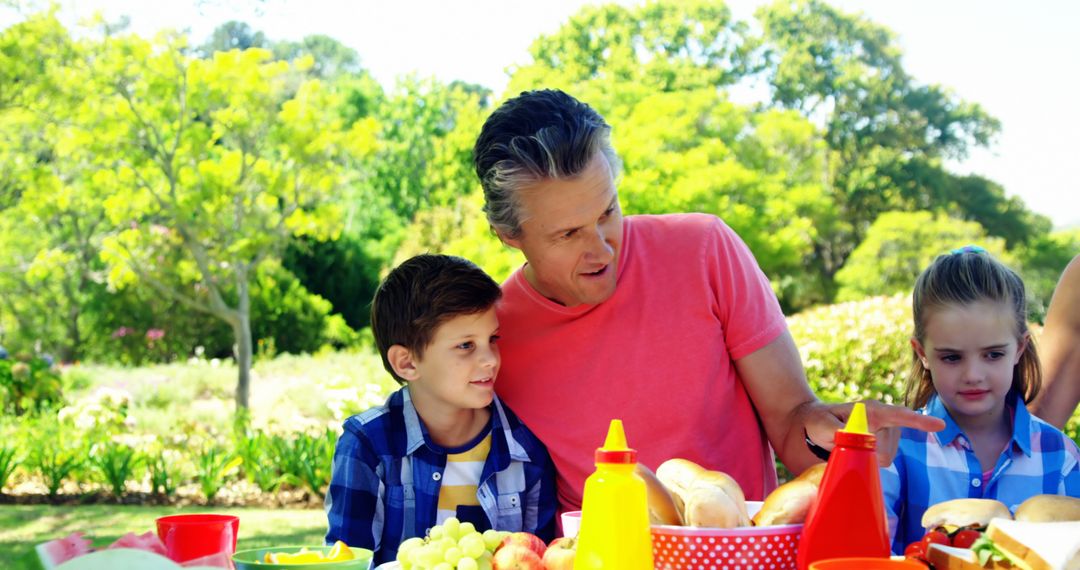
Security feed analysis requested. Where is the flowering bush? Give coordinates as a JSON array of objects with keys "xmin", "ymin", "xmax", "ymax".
[
  {"xmin": 789, "ymin": 294, "xmax": 913, "ymax": 405},
  {"xmin": 57, "ymin": 386, "xmax": 133, "ymax": 434},
  {"xmin": 0, "ymin": 355, "xmax": 63, "ymax": 415}
]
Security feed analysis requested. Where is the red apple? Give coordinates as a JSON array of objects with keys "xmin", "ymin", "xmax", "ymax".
[
  {"xmin": 492, "ymin": 544, "xmax": 544, "ymax": 569},
  {"xmin": 498, "ymin": 532, "xmax": 547, "ymax": 558},
  {"xmin": 541, "ymin": 537, "xmax": 576, "ymax": 570}
]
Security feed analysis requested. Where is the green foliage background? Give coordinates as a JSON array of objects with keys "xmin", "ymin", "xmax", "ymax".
[{"xmin": 0, "ymin": 0, "xmax": 1076, "ymax": 409}]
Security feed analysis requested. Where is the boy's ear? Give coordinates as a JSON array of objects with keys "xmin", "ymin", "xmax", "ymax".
[
  {"xmin": 387, "ymin": 345, "xmax": 420, "ymax": 382},
  {"xmin": 910, "ymin": 337, "xmax": 929, "ymax": 368}
]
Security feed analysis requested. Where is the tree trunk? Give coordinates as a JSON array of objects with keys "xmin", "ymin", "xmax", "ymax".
[
  {"xmin": 233, "ymin": 277, "xmax": 253, "ymax": 411},
  {"xmin": 62, "ymin": 301, "xmax": 79, "ymax": 363}
]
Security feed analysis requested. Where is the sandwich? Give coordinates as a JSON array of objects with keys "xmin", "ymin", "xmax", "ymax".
[
  {"xmin": 922, "ymin": 498, "xmax": 1012, "ymax": 534},
  {"xmin": 928, "ymin": 517, "xmax": 1080, "ymax": 570}
]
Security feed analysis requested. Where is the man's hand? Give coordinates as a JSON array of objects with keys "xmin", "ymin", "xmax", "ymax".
[{"xmin": 801, "ymin": 400, "xmax": 946, "ymax": 466}]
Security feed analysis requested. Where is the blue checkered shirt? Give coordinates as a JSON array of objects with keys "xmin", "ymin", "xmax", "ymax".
[
  {"xmin": 325, "ymin": 387, "xmax": 557, "ymax": 566},
  {"xmin": 881, "ymin": 391, "xmax": 1080, "ymax": 553}
]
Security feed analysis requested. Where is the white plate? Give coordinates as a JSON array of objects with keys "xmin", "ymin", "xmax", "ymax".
[{"xmin": 373, "ymin": 562, "xmax": 401, "ymax": 570}]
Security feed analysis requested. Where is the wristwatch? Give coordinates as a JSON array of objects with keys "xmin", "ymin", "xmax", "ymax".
[{"xmin": 804, "ymin": 429, "xmax": 832, "ymax": 461}]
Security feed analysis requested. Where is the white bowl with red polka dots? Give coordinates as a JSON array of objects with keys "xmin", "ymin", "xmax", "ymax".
[{"xmin": 651, "ymin": 501, "xmax": 802, "ymax": 570}]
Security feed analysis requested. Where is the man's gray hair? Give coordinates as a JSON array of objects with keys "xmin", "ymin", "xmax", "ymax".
[{"xmin": 473, "ymin": 89, "xmax": 621, "ymax": 239}]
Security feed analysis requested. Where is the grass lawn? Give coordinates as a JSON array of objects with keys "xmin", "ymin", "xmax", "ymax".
[{"xmin": 0, "ymin": 505, "xmax": 328, "ymax": 570}]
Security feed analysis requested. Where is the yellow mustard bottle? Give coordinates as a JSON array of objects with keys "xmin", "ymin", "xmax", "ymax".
[{"xmin": 573, "ymin": 419, "xmax": 654, "ymax": 570}]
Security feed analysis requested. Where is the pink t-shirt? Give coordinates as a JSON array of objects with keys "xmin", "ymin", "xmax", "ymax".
[{"xmin": 494, "ymin": 213, "xmax": 787, "ymax": 512}]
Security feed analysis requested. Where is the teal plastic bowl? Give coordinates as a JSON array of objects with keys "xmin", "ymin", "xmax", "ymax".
[{"xmin": 232, "ymin": 545, "xmax": 373, "ymax": 569}]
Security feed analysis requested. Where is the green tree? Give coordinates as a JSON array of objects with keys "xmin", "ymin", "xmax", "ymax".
[
  {"xmin": 507, "ymin": 0, "xmax": 755, "ymax": 99},
  {"xmin": 271, "ymin": 34, "xmax": 362, "ymax": 80},
  {"xmin": 947, "ymin": 174, "xmax": 1052, "ymax": 248},
  {"xmin": 62, "ymin": 34, "xmax": 374, "ymax": 409},
  {"xmin": 834, "ymin": 211, "xmax": 1008, "ymax": 302},
  {"xmin": 366, "ymin": 78, "xmax": 495, "ymax": 285},
  {"xmin": 754, "ymin": 0, "xmax": 1034, "ymax": 297},
  {"xmin": 0, "ymin": 11, "xmax": 107, "ymax": 360},
  {"xmin": 283, "ymin": 72, "xmax": 400, "ymax": 331},
  {"xmin": 198, "ymin": 20, "xmax": 268, "ymax": 56},
  {"xmin": 1014, "ymin": 229, "xmax": 1080, "ymax": 322}
]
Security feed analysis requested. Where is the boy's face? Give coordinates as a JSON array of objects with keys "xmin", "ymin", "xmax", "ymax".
[{"xmin": 397, "ymin": 307, "xmax": 501, "ymax": 415}]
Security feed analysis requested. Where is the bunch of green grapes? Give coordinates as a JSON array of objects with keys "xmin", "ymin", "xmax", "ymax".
[{"xmin": 396, "ymin": 517, "xmax": 511, "ymax": 570}]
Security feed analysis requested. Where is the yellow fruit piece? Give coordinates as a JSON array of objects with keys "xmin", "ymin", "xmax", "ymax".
[
  {"xmin": 325, "ymin": 541, "xmax": 354, "ymax": 561},
  {"xmin": 267, "ymin": 547, "xmax": 326, "ymax": 564}
]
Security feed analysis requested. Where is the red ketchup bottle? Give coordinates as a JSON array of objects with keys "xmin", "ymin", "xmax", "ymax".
[{"xmin": 796, "ymin": 402, "xmax": 890, "ymax": 569}]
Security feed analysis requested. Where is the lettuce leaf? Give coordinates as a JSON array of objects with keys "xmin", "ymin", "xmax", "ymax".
[{"xmin": 971, "ymin": 535, "xmax": 1027, "ymax": 567}]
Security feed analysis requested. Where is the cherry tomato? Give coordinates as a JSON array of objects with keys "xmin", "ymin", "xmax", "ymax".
[
  {"xmin": 921, "ymin": 530, "xmax": 950, "ymax": 549},
  {"xmin": 904, "ymin": 541, "xmax": 927, "ymax": 559},
  {"xmin": 951, "ymin": 529, "xmax": 982, "ymax": 549}
]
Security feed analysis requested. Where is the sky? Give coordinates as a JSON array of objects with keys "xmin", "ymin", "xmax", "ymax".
[{"xmin": 3, "ymin": 0, "xmax": 1079, "ymax": 228}]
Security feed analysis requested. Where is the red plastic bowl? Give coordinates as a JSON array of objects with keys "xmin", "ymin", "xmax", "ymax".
[{"xmin": 651, "ymin": 521, "xmax": 802, "ymax": 570}]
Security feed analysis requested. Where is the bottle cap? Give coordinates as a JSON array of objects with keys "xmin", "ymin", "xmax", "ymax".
[
  {"xmin": 842, "ymin": 402, "xmax": 869, "ymax": 434},
  {"xmin": 595, "ymin": 419, "xmax": 637, "ymax": 464},
  {"xmin": 835, "ymin": 402, "xmax": 876, "ymax": 448}
]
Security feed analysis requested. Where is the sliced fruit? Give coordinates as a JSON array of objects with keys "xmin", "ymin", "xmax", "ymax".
[{"xmin": 325, "ymin": 541, "xmax": 354, "ymax": 561}]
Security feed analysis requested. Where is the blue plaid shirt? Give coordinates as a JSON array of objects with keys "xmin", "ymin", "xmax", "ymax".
[
  {"xmin": 881, "ymin": 391, "xmax": 1080, "ymax": 553},
  {"xmin": 325, "ymin": 387, "xmax": 556, "ymax": 566}
]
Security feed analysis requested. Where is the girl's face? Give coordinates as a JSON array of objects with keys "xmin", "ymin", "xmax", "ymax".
[{"xmin": 912, "ymin": 300, "xmax": 1027, "ymax": 426}]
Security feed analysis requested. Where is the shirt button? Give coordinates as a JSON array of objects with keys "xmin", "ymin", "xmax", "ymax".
[
  {"xmin": 433, "ymin": 472, "xmax": 442, "ymax": 481},
  {"xmin": 971, "ymin": 478, "xmax": 981, "ymax": 488}
]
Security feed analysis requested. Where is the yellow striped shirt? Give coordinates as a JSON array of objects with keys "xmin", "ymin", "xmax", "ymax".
[{"xmin": 436, "ymin": 432, "xmax": 491, "ymax": 524}]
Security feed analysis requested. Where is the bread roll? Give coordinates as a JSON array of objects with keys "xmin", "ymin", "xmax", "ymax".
[
  {"xmin": 794, "ymin": 462, "xmax": 827, "ymax": 487},
  {"xmin": 921, "ymin": 498, "xmax": 1012, "ymax": 530},
  {"xmin": 750, "ymin": 463, "xmax": 826, "ymax": 526},
  {"xmin": 752, "ymin": 479, "xmax": 818, "ymax": 526},
  {"xmin": 635, "ymin": 463, "xmax": 683, "ymax": 526},
  {"xmin": 1015, "ymin": 494, "xmax": 1080, "ymax": 522},
  {"xmin": 656, "ymin": 458, "xmax": 750, "ymax": 528},
  {"xmin": 684, "ymin": 484, "xmax": 744, "ymax": 528}
]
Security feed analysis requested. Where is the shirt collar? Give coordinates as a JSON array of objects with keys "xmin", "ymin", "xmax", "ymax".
[
  {"xmin": 1008, "ymin": 391, "xmax": 1033, "ymax": 456},
  {"xmin": 925, "ymin": 391, "xmax": 1031, "ymax": 457},
  {"xmin": 400, "ymin": 387, "xmax": 428, "ymax": 455}
]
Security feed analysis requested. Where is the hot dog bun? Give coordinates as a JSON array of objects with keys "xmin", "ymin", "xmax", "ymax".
[
  {"xmin": 656, "ymin": 458, "xmax": 750, "ymax": 528},
  {"xmin": 794, "ymin": 462, "xmax": 827, "ymax": 486},
  {"xmin": 752, "ymin": 479, "xmax": 818, "ymax": 526},
  {"xmin": 1015, "ymin": 494, "xmax": 1080, "ymax": 522},
  {"xmin": 635, "ymin": 463, "xmax": 683, "ymax": 526},
  {"xmin": 751, "ymin": 463, "xmax": 826, "ymax": 526}
]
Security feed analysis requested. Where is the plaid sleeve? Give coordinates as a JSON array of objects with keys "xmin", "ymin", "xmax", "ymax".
[{"xmin": 325, "ymin": 425, "xmax": 384, "ymax": 552}]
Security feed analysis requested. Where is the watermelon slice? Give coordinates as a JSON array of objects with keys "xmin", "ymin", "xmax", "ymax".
[
  {"xmin": 35, "ymin": 532, "xmax": 94, "ymax": 569},
  {"xmin": 107, "ymin": 531, "xmax": 168, "ymax": 556}
]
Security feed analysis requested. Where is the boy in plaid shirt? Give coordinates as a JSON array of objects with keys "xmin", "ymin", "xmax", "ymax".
[{"xmin": 325, "ymin": 254, "xmax": 556, "ymax": 566}]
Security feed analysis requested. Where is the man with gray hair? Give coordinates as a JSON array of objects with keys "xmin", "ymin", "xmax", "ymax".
[{"xmin": 473, "ymin": 89, "xmax": 944, "ymax": 513}]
